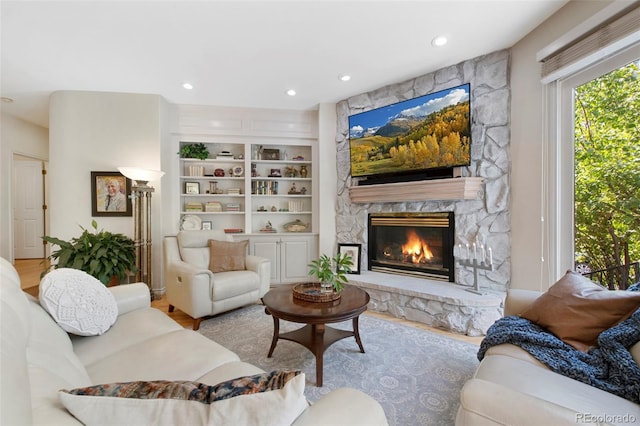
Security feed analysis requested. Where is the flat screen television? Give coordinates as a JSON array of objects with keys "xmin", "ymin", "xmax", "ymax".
[{"xmin": 348, "ymin": 83, "xmax": 471, "ymax": 183}]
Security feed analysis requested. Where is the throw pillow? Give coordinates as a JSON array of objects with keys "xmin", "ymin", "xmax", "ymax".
[
  {"xmin": 39, "ymin": 268, "xmax": 118, "ymax": 336},
  {"xmin": 59, "ymin": 370, "xmax": 308, "ymax": 426},
  {"xmin": 520, "ymin": 271, "xmax": 640, "ymax": 352},
  {"xmin": 208, "ymin": 239, "xmax": 248, "ymax": 273}
]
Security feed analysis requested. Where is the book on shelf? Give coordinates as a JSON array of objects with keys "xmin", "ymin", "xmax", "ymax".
[
  {"xmin": 185, "ymin": 202, "xmax": 203, "ymax": 212},
  {"xmin": 205, "ymin": 201, "xmax": 223, "ymax": 212},
  {"xmin": 187, "ymin": 165, "xmax": 204, "ymax": 176},
  {"xmin": 251, "ymin": 180, "xmax": 278, "ymax": 195},
  {"xmin": 225, "ymin": 203, "xmax": 241, "ymax": 212},
  {"xmin": 227, "ymin": 188, "xmax": 241, "ymax": 195}
]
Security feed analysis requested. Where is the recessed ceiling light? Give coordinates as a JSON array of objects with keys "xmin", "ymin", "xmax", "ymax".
[
  {"xmin": 286, "ymin": 89, "xmax": 296, "ymax": 96},
  {"xmin": 1, "ymin": 97, "xmax": 14, "ymax": 103},
  {"xmin": 339, "ymin": 74, "xmax": 351, "ymax": 82},
  {"xmin": 431, "ymin": 36, "xmax": 448, "ymax": 47},
  {"xmin": 182, "ymin": 82, "xmax": 193, "ymax": 90}
]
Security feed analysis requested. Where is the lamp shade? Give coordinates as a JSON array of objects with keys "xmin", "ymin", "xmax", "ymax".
[{"xmin": 118, "ymin": 167, "xmax": 165, "ymax": 184}]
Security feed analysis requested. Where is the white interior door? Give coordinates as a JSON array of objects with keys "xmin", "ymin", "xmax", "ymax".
[{"xmin": 14, "ymin": 159, "xmax": 45, "ymax": 259}]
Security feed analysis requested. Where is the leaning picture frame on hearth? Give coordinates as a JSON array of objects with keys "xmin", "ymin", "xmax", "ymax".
[{"xmin": 338, "ymin": 243, "xmax": 361, "ymax": 274}]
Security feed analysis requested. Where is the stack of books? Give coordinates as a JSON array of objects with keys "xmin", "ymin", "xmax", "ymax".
[
  {"xmin": 216, "ymin": 151, "xmax": 234, "ymax": 160},
  {"xmin": 227, "ymin": 188, "xmax": 241, "ymax": 195},
  {"xmin": 223, "ymin": 228, "xmax": 243, "ymax": 234},
  {"xmin": 185, "ymin": 202, "xmax": 203, "ymax": 212},
  {"xmin": 205, "ymin": 201, "xmax": 223, "ymax": 212},
  {"xmin": 225, "ymin": 203, "xmax": 241, "ymax": 212}
]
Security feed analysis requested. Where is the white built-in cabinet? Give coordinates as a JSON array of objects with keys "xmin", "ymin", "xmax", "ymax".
[{"xmin": 172, "ymin": 106, "xmax": 319, "ymax": 285}]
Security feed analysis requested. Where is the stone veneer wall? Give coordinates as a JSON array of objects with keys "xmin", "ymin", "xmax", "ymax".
[{"xmin": 335, "ymin": 50, "xmax": 511, "ymax": 292}]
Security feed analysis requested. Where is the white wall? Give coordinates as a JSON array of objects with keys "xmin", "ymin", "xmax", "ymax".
[
  {"xmin": 510, "ymin": 0, "xmax": 614, "ymax": 291},
  {"xmin": 48, "ymin": 91, "xmax": 167, "ymax": 293},
  {"xmin": 0, "ymin": 113, "xmax": 49, "ymax": 261},
  {"xmin": 317, "ymin": 103, "xmax": 337, "ymax": 256}
]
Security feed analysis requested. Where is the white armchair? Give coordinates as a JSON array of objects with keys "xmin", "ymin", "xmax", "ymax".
[{"xmin": 163, "ymin": 230, "xmax": 270, "ymax": 330}]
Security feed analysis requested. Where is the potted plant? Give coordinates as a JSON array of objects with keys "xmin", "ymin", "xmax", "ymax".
[
  {"xmin": 178, "ymin": 143, "xmax": 209, "ymax": 160},
  {"xmin": 308, "ymin": 252, "xmax": 354, "ymax": 293},
  {"xmin": 42, "ymin": 220, "xmax": 137, "ymax": 286}
]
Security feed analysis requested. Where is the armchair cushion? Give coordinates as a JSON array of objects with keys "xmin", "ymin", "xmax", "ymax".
[
  {"xmin": 209, "ymin": 239, "xmax": 249, "ymax": 273},
  {"xmin": 58, "ymin": 370, "xmax": 307, "ymax": 426},
  {"xmin": 520, "ymin": 271, "xmax": 640, "ymax": 352}
]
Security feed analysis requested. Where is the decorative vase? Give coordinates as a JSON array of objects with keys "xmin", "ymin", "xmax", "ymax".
[{"xmin": 300, "ymin": 165, "xmax": 308, "ymax": 178}]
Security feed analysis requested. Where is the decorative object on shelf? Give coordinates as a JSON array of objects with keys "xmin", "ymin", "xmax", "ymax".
[
  {"xmin": 178, "ymin": 143, "xmax": 209, "ymax": 160},
  {"xmin": 270, "ymin": 206, "xmax": 277, "ymax": 212},
  {"xmin": 283, "ymin": 219, "xmax": 309, "ymax": 233},
  {"xmin": 269, "ymin": 168, "xmax": 282, "ymax": 177},
  {"xmin": 288, "ymin": 183, "xmax": 299, "ymax": 194},
  {"xmin": 457, "ymin": 241, "xmax": 494, "ymax": 295},
  {"xmin": 233, "ymin": 166, "xmax": 243, "ymax": 177},
  {"xmin": 299, "ymin": 165, "xmax": 308, "ymax": 178},
  {"xmin": 284, "ymin": 166, "xmax": 298, "ymax": 177},
  {"xmin": 117, "ymin": 167, "xmax": 165, "ymax": 298},
  {"xmin": 307, "ymin": 252, "xmax": 353, "ymax": 294},
  {"xmin": 300, "ymin": 187, "xmax": 307, "ymax": 195},
  {"xmin": 292, "ymin": 155, "xmax": 305, "ymax": 161},
  {"xmin": 185, "ymin": 182, "xmax": 200, "ymax": 194},
  {"xmin": 209, "ymin": 181, "xmax": 218, "ymax": 194},
  {"xmin": 90, "ymin": 171, "xmax": 132, "ymax": 217},
  {"xmin": 261, "ymin": 148, "xmax": 280, "ymax": 160},
  {"xmin": 41, "ymin": 219, "xmax": 137, "ymax": 286},
  {"xmin": 214, "ymin": 168, "xmax": 225, "ymax": 177},
  {"xmin": 338, "ymin": 243, "xmax": 362, "ymax": 274},
  {"xmin": 223, "ymin": 228, "xmax": 244, "ymax": 234},
  {"xmin": 257, "ymin": 206, "xmax": 267, "ymax": 212},
  {"xmin": 292, "ymin": 282, "xmax": 341, "ymax": 302},
  {"xmin": 216, "ymin": 150, "xmax": 234, "ymax": 159},
  {"xmin": 251, "ymin": 163, "xmax": 257, "ymax": 177},
  {"xmin": 201, "ymin": 221, "xmax": 212, "ymax": 230},
  {"xmin": 181, "ymin": 215, "xmax": 202, "ymax": 231},
  {"xmin": 260, "ymin": 221, "xmax": 276, "ymax": 233}
]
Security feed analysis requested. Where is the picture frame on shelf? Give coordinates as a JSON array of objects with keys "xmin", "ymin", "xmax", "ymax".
[
  {"xmin": 90, "ymin": 171, "xmax": 132, "ymax": 217},
  {"xmin": 261, "ymin": 148, "xmax": 280, "ymax": 160},
  {"xmin": 201, "ymin": 221, "xmax": 212, "ymax": 230},
  {"xmin": 269, "ymin": 168, "xmax": 282, "ymax": 177},
  {"xmin": 338, "ymin": 243, "xmax": 361, "ymax": 274},
  {"xmin": 185, "ymin": 182, "xmax": 200, "ymax": 194}
]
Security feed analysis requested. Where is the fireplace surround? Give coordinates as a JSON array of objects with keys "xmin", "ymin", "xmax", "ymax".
[{"xmin": 368, "ymin": 212, "xmax": 454, "ymax": 282}]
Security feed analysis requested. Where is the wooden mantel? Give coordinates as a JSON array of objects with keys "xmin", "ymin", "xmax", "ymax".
[{"xmin": 348, "ymin": 177, "xmax": 483, "ymax": 203}]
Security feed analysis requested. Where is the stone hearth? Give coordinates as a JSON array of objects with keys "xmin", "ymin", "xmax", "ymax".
[{"xmin": 350, "ymin": 271, "xmax": 504, "ymax": 336}]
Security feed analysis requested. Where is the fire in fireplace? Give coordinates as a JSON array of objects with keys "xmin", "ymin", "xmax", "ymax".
[{"xmin": 368, "ymin": 212, "xmax": 455, "ymax": 281}]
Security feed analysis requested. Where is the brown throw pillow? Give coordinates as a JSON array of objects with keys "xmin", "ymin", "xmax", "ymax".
[
  {"xmin": 520, "ymin": 271, "xmax": 640, "ymax": 352},
  {"xmin": 208, "ymin": 239, "xmax": 248, "ymax": 273}
]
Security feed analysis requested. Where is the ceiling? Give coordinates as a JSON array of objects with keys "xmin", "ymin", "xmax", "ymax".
[{"xmin": 1, "ymin": 0, "xmax": 569, "ymax": 129}]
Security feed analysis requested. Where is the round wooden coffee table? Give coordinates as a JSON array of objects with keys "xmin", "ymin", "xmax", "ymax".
[{"xmin": 262, "ymin": 284, "xmax": 370, "ymax": 387}]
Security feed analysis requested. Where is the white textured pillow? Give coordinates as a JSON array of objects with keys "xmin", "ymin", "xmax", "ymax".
[
  {"xmin": 39, "ymin": 268, "xmax": 118, "ymax": 336},
  {"xmin": 59, "ymin": 371, "xmax": 308, "ymax": 426}
]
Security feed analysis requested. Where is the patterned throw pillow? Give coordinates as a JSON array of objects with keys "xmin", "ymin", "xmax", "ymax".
[
  {"xmin": 39, "ymin": 268, "xmax": 118, "ymax": 336},
  {"xmin": 59, "ymin": 370, "xmax": 308, "ymax": 426}
]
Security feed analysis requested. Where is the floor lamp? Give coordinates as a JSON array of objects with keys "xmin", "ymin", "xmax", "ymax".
[{"xmin": 118, "ymin": 167, "xmax": 165, "ymax": 300}]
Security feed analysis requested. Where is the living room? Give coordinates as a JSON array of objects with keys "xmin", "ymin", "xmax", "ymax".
[{"xmin": 2, "ymin": 1, "xmax": 640, "ymax": 425}]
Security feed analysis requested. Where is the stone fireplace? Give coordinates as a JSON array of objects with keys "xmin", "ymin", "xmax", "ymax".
[
  {"xmin": 368, "ymin": 212, "xmax": 454, "ymax": 282},
  {"xmin": 333, "ymin": 50, "xmax": 511, "ymax": 335}
]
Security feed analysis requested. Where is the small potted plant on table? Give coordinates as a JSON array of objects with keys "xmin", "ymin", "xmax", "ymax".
[{"xmin": 308, "ymin": 251, "xmax": 354, "ymax": 294}]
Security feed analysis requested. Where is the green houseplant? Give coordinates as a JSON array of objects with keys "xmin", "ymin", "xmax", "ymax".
[
  {"xmin": 178, "ymin": 143, "xmax": 209, "ymax": 160},
  {"xmin": 42, "ymin": 220, "xmax": 137, "ymax": 285},
  {"xmin": 307, "ymin": 252, "xmax": 354, "ymax": 293}
]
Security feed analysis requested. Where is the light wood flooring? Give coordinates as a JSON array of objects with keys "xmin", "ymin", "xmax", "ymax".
[{"xmin": 14, "ymin": 258, "xmax": 482, "ymax": 345}]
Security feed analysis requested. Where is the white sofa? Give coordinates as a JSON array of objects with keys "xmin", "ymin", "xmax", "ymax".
[
  {"xmin": 0, "ymin": 257, "xmax": 387, "ymax": 425},
  {"xmin": 456, "ymin": 289, "xmax": 640, "ymax": 426}
]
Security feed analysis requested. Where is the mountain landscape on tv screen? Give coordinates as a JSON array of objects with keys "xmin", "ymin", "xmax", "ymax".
[{"xmin": 349, "ymin": 85, "xmax": 471, "ymax": 178}]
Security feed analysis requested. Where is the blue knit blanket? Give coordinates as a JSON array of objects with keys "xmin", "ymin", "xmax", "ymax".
[{"xmin": 478, "ymin": 308, "xmax": 640, "ymax": 403}]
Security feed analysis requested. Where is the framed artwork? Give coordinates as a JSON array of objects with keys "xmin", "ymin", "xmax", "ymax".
[
  {"xmin": 91, "ymin": 171, "xmax": 132, "ymax": 217},
  {"xmin": 261, "ymin": 148, "xmax": 280, "ymax": 160},
  {"xmin": 201, "ymin": 221, "xmax": 212, "ymax": 230},
  {"xmin": 185, "ymin": 182, "xmax": 200, "ymax": 194},
  {"xmin": 338, "ymin": 243, "xmax": 361, "ymax": 274}
]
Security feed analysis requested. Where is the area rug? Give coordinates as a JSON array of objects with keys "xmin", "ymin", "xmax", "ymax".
[{"xmin": 198, "ymin": 304, "xmax": 479, "ymax": 426}]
